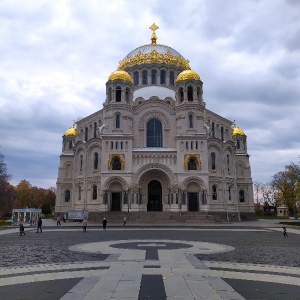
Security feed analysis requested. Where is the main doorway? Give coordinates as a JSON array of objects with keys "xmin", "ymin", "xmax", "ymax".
[
  {"xmin": 188, "ymin": 192, "xmax": 198, "ymax": 211},
  {"xmin": 111, "ymin": 192, "xmax": 121, "ymax": 211},
  {"xmin": 147, "ymin": 180, "xmax": 162, "ymax": 211}
]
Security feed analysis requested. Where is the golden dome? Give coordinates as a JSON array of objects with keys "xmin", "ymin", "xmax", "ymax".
[
  {"xmin": 64, "ymin": 127, "xmax": 77, "ymax": 136},
  {"xmin": 108, "ymin": 70, "xmax": 133, "ymax": 83},
  {"xmin": 176, "ymin": 70, "xmax": 200, "ymax": 82},
  {"xmin": 232, "ymin": 122, "xmax": 245, "ymax": 135}
]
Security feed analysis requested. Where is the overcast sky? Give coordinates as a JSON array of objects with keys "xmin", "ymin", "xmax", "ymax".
[{"xmin": 0, "ymin": 0, "xmax": 299, "ymax": 188}]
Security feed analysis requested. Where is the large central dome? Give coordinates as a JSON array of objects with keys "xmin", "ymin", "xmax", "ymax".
[
  {"xmin": 126, "ymin": 44, "xmax": 183, "ymax": 59},
  {"xmin": 118, "ymin": 23, "xmax": 190, "ymax": 70}
]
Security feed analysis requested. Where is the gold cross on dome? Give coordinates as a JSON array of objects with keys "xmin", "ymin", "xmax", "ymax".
[
  {"xmin": 149, "ymin": 23, "xmax": 159, "ymax": 44},
  {"xmin": 149, "ymin": 23, "xmax": 159, "ymax": 33}
]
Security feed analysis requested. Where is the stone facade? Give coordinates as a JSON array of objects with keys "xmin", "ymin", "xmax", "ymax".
[{"xmin": 55, "ymin": 27, "xmax": 255, "ymax": 221}]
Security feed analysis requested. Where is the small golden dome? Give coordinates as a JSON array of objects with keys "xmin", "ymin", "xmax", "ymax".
[
  {"xmin": 108, "ymin": 70, "xmax": 133, "ymax": 83},
  {"xmin": 176, "ymin": 70, "xmax": 200, "ymax": 82},
  {"xmin": 65, "ymin": 127, "xmax": 77, "ymax": 136},
  {"xmin": 232, "ymin": 122, "xmax": 245, "ymax": 135}
]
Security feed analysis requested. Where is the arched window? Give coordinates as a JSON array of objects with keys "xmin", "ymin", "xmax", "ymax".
[
  {"xmin": 120, "ymin": 141, "xmax": 123, "ymax": 149},
  {"xmin": 228, "ymin": 186, "xmax": 231, "ymax": 200},
  {"xmin": 85, "ymin": 127, "xmax": 88, "ymax": 141},
  {"xmin": 160, "ymin": 70, "xmax": 166, "ymax": 84},
  {"xmin": 237, "ymin": 139, "xmax": 240, "ymax": 149},
  {"xmin": 80, "ymin": 155, "xmax": 83, "ymax": 171},
  {"xmin": 147, "ymin": 118, "xmax": 162, "ymax": 147},
  {"xmin": 142, "ymin": 70, "xmax": 148, "ymax": 84},
  {"xmin": 112, "ymin": 157, "xmax": 121, "ymax": 170},
  {"xmin": 221, "ymin": 126, "xmax": 224, "ymax": 141},
  {"xmin": 116, "ymin": 113, "xmax": 120, "ymax": 128},
  {"xmin": 169, "ymin": 71, "xmax": 174, "ymax": 86},
  {"xmin": 93, "ymin": 152, "xmax": 98, "ymax": 170},
  {"xmin": 116, "ymin": 86, "xmax": 121, "ymax": 102},
  {"xmin": 151, "ymin": 69, "xmax": 157, "ymax": 84},
  {"xmin": 78, "ymin": 186, "xmax": 81, "ymax": 200},
  {"xmin": 189, "ymin": 114, "xmax": 193, "ymax": 128},
  {"xmin": 197, "ymin": 87, "xmax": 201, "ymax": 100},
  {"xmin": 188, "ymin": 158, "xmax": 197, "ymax": 170},
  {"xmin": 125, "ymin": 87, "xmax": 130, "ymax": 102},
  {"xmin": 212, "ymin": 185, "xmax": 217, "ymax": 200},
  {"xmin": 68, "ymin": 140, "xmax": 73, "ymax": 150},
  {"xmin": 107, "ymin": 87, "xmax": 112, "ymax": 102},
  {"xmin": 211, "ymin": 152, "xmax": 216, "ymax": 170},
  {"xmin": 227, "ymin": 154, "xmax": 230, "ymax": 172},
  {"xmin": 179, "ymin": 88, "xmax": 184, "ymax": 102},
  {"xmin": 187, "ymin": 86, "xmax": 193, "ymax": 101},
  {"xmin": 134, "ymin": 71, "xmax": 139, "ymax": 85},
  {"xmin": 92, "ymin": 185, "xmax": 97, "ymax": 200},
  {"xmin": 65, "ymin": 190, "xmax": 70, "ymax": 202},
  {"xmin": 239, "ymin": 190, "xmax": 245, "ymax": 202}
]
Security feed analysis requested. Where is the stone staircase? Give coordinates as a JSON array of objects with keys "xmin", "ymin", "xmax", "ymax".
[{"xmin": 89, "ymin": 211, "xmax": 216, "ymax": 224}]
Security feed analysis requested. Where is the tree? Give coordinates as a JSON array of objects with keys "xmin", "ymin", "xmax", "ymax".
[
  {"xmin": 0, "ymin": 148, "xmax": 13, "ymax": 216},
  {"xmin": 271, "ymin": 162, "xmax": 300, "ymax": 217}
]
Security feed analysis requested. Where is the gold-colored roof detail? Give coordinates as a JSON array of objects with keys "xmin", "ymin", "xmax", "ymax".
[
  {"xmin": 108, "ymin": 70, "xmax": 133, "ymax": 83},
  {"xmin": 184, "ymin": 154, "xmax": 201, "ymax": 170},
  {"xmin": 176, "ymin": 70, "xmax": 200, "ymax": 82},
  {"xmin": 149, "ymin": 23, "xmax": 159, "ymax": 45},
  {"xmin": 65, "ymin": 126, "xmax": 77, "ymax": 136},
  {"xmin": 118, "ymin": 49, "xmax": 191, "ymax": 70},
  {"xmin": 232, "ymin": 120, "xmax": 245, "ymax": 135}
]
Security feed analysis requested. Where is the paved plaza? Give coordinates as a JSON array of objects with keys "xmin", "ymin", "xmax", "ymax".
[{"xmin": 0, "ymin": 220, "xmax": 300, "ymax": 299}]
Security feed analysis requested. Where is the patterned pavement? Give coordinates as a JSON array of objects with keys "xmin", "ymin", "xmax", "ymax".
[{"xmin": 0, "ymin": 220, "xmax": 300, "ymax": 299}]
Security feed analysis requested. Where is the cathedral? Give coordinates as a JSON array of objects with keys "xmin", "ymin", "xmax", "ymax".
[{"xmin": 55, "ymin": 24, "xmax": 255, "ymax": 221}]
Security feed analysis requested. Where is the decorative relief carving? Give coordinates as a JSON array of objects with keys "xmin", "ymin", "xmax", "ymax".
[
  {"xmin": 138, "ymin": 110, "xmax": 170, "ymax": 129},
  {"xmin": 118, "ymin": 49, "xmax": 191, "ymax": 70},
  {"xmin": 103, "ymin": 176, "xmax": 128, "ymax": 190},
  {"xmin": 132, "ymin": 163, "xmax": 177, "ymax": 186}
]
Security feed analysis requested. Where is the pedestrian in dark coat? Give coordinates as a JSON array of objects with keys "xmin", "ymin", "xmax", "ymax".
[
  {"xmin": 283, "ymin": 227, "xmax": 288, "ymax": 237},
  {"xmin": 19, "ymin": 222, "xmax": 25, "ymax": 236},
  {"xmin": 36, "ymin": 217, "xmax": 42, "ymax": 233},
  {"xmin": 102, "ymin": 218, "xmax": 107, "ymax": 231}
]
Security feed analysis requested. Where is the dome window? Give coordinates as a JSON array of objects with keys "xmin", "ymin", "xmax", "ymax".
[
  {"xmin": 134, "ymin": 71, "xmax": 139, "ymax": 85},
  {"xmin": 142, "ymin": 70, "xmax": 148, "ymax": 84},
  {"xmin": 68, "ymin": 140, "xmax": 73, "ymax": 150},
  {"xmin": 160, "ymin": 70, "xmax": 166, "ymax": 84},
  {"xmin": 169, "ymin": 71, "xmax": 174, "ymax": 86},
  {"xmin": 179, "ymin": 88, "xmax": 184, "ymax": 102},
  {"xmin": 151, "ymin": 69, "xmax": 157, "ymax": 84},
  {"xmin": 116, "ymin": 86, "xmax": 121, "ymax": 102},
  {"xmin": 187, "ymin": 86, "xmax": 193, "ymax": 101}
]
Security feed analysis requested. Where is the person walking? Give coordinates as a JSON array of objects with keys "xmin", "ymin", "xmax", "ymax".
[
  {"xmin": 102, "ymin": 218, "xmax": 107, "ymax": 231},
  {"xmin": 63, "ymin": 213, "xmax": 67, "ymax": 223},
  {"xmin": 57, "ymin": 214, "xmax": 61, "ymax": 226},
  {"xmin": 19, "ymin": 222, "xmax": 25, "ymax": 236},
  {"xmin": 283, "ymin": 227, "xmax": 288, "ymax": 237},
  {"xmin": 83, "ymin": 218, "xmax": 88, "ymax": 232},
  {"xmin": 36, "ymin": 217, "xmax": 43, "ymax": 233},
  {"xmin": 123, "ymin": 215, "xmax": 126, "ymax": 227}
]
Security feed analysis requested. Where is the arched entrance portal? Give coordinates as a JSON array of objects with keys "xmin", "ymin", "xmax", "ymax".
[{"xmin": 147, "ymin": 180, "xmax": 162, "ymax": 211}]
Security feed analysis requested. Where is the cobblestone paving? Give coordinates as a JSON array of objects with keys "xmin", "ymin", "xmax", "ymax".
[{"xmin": 0, "ymin": 228, "xmax": 299, "ymax": 268}]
